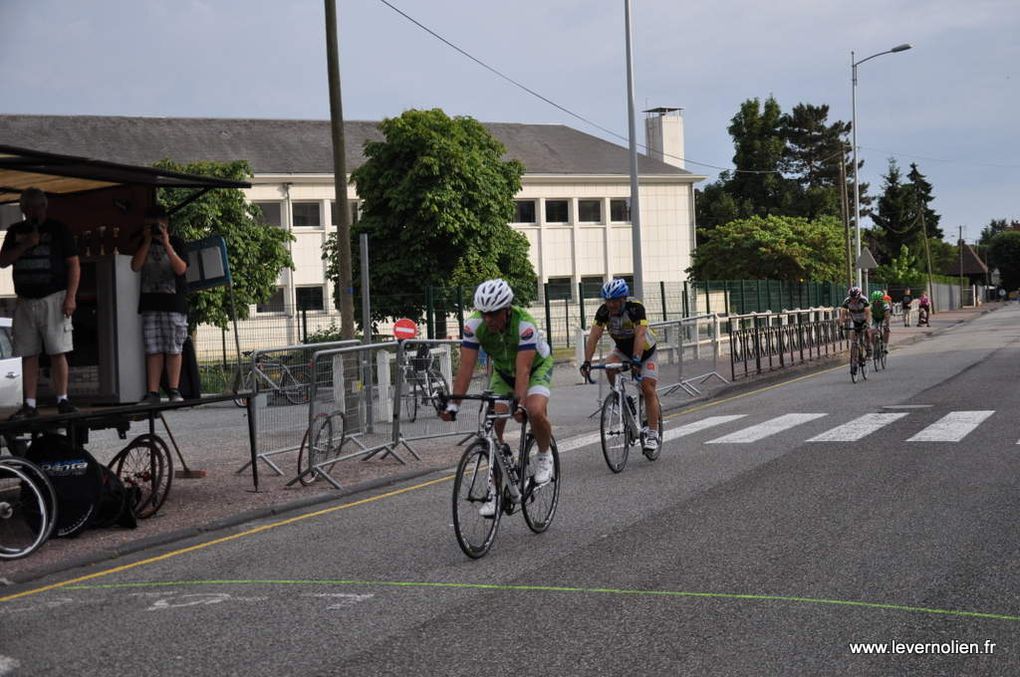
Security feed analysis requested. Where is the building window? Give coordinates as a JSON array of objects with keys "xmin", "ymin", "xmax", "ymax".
[
  {"xmin": 296, "ymin": 286, "xmax": 325, "ymax": 311},
  {"xmin": 545, "ymin": 277, "xmax": 572, "ymax": 301},
  {"xmin": 253, "ymin": 201, "xmax": 283, "ymax": 227},
  {"xmin": 257, "ymin": 287, "xmax": 286, "ymax": 313},
  {"xmin": 292, "ymin": 202, "xmax": 321, "ymax": 228},
  {"xmin": 513, "ymin": 200, "xmax": 537, "ymax": 224},
  {"xmin": 617, "ymin": 275, "xmax": 634, "ymax": 292},
  {"xmin": 581, "ymin": 276, "xmax": 604, "ymax": 298},
  {"xmin": 330, "ymin": 200, "xmax": 360, "ymax": 225},
  {"xmin": 578, "ymin": 200, "xmax": 602, "ymax": 223},
  {"xmin": 545, "ymin": 199, "xmax": 569, "ymax": 224},
  {"xmin": 610, "ymin": 199, "xmax": 631, "ymax": 222}
]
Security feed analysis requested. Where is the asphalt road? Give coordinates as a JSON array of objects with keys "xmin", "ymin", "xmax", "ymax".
[{"xmin": 3, "ymin": 305, "xmax": 1020, "ymax": 676}]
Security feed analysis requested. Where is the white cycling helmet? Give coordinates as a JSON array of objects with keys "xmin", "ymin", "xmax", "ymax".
[
  {"xmin": 474, "ymin": 279, "xmax": 514, "ymax": 312},
  {"xmin": 848, "ymin": 286, "xmax": 863, "ymax": 298}
]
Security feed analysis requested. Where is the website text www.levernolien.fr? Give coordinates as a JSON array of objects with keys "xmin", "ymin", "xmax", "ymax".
[{"xmin": 849, "ymin": 640, "xmax": 997, "ymax": 655}]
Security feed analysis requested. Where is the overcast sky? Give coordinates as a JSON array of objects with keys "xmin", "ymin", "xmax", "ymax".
[{"xmin": 2, "ymin": 0, "xmax": 1018, "ymax": 242}]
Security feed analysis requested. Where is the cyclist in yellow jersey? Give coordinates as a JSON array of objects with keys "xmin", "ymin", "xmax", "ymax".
[{"xmin": 580, "ymin": 278, "xmax": 661, "ymax": 455}]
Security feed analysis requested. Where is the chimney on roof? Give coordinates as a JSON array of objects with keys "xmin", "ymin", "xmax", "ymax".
[{"xmin": 643, "ymin": 107, "xmax": 684, "ymax": 169}]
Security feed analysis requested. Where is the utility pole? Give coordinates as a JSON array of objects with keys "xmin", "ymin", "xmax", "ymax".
[
  {"xmin": 959, "ymin": 225, "xmax": 965, "ymax": 305},
  {"xmin": 919, "ymin": 200, "xmax": 935, "ymax": 313},
  {"xmin": 838, "ymin": 146, "xmax": 853, "ymax": 288},
  {"xmin": 325, "ymin": 0, "xmax": 356, "ymax": 339}
]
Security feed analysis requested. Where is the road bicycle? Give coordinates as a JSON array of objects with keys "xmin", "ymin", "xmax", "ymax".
[
  {"xmin": 295, "ymin": 409, "xmax": 346, "ymax": 486},
  {"xmin": 233, "ymin": 350, "xmax": 310, "ymax": 407},
  {"xmin": 0, "ymin": 455, "xmax": 55, "ymax": 559},
  {"xmin": 845, "ymin": 324, "xmax": 869, "ymax": 383},
  {"xmin": 585, "ymin": 362, "xmax": 663, "ymax": 473},
  {"xmin": 400, "ymin": 344, "xmax": 449, "ymax": 422},
  {"xmin": 872, "ymin": 324, "xmax": 888, "ymax": 372},
  {"xmin": 446, "ymin": 391, "xmax": 560, "ymax": 559},
  {"xmin": 108, "ymin": 433, "xmax": 173, "ymax": 519}
]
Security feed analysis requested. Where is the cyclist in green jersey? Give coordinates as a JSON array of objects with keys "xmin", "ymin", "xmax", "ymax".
[
  {"xmin": 441, "ymin": 279, "xmax": 555, "ymax": 501},
  {"xmin": 869, "ymin": 290, "xmax": 891, "ymax": 353}
]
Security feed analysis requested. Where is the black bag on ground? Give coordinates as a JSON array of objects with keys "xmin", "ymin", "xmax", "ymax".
[{"xmin": 26, "ymin": 433, "xmax": 137, "ymax": 537}]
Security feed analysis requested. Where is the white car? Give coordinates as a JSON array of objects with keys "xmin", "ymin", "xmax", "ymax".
[{"xmin": 0, "ymin": 317, "xmax": 23, "ymax": 409}]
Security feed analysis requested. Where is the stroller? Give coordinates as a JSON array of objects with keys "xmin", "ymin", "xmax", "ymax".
[{"xmin": 917, "ymin": 300, "xmax": 930, "ymax": 326}]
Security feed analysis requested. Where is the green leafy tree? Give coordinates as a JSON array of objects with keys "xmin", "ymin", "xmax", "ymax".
[
  {"xmin": 324, "ymin": 109, "xmax": 536, "ymax": 328},
  {"xmin": 870, "ymin": 160, "xmax": 942, "ymax": 263},
  {"xmin": 978, "ymin": 219, "xmax": 1019, "ymax": 270},
  {"xmin": 689, "ymin": 214, "xmax": 845, "ymax": 281},
  {"xmin": 905, "ymin": 163, "xmax": 942, "ymax": 240},
  {"xmin": 153, "ymin": 159, "xmax": 294, "ymax": 331},
  {"xmin": 989, "ymin": 231, "xmax": 1020, "ymax": 291},
  {"xmin": 780, "ymin": 103, "xmax": 852, "ymax": 219},
  {"xmin": 874, "ymin": 245, "xmax": 925, "ymax": 288}
]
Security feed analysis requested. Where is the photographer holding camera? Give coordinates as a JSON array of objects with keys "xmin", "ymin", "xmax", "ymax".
[{"xmin": 131, "ymin": 205, "xmax": 189, "ymax": 404}]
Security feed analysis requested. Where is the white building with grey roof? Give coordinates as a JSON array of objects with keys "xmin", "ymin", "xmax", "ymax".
[{"xmin": 0, "ymin": 112, "xmax": 702, "ymax": 344}]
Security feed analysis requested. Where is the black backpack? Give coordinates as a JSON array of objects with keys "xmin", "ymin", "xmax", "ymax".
[{"xmin": 26, "ymin": 433, "xmax": 137, "ymax": 537}]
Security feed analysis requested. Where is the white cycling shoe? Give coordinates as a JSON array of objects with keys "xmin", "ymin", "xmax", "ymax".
[
  {"xmin": 478, "ymin": 479, "xmax": 497, "ymax": 517},
  {"xmin": 532, "ymin": 452, "xmax": 554, "ymax": 485}
]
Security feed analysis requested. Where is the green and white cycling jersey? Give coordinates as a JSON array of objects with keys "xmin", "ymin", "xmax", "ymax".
[
  {"xmin": 871, "ymin": 301, "xmax": 890, "ymax": 322},
  {"xmin": 462, "ymin": 306, "xmax": 554, "ymax": 397}
]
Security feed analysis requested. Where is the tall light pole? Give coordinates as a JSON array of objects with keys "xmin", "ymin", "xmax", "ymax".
[
  {"xmin": 851, "ymin": 43, "xmax": 912, "ymax": 289},
  {"xmin": 624, "ymin": 0, "xmax": 644, "ymax": 299}
]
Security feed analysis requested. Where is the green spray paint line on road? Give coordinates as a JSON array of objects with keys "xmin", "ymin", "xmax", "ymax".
[{"xmin": 62, "ymin": 578, "xmax": 1020, "ymax": 624}]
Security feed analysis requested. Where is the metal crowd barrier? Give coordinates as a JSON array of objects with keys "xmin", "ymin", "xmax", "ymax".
[
  {"xmin": 727, "ymin": 308, "xmax": 845, "ymax": 380},
  {"xmin": 234, "ymin": 339, "xmax": 360, "ymax": 477}
]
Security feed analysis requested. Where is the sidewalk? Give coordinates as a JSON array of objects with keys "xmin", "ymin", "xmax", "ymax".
[{"xmin": 2, "ymin": 302, "xmax": 1003, "ymax": 586}]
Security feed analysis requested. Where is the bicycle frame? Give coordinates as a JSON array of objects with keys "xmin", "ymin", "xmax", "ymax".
[
  {"xmin": 588, "ymin": 362, "xmax": 643, "ymax": 438},
  {"xmin": 470, "ymin": 394, "xmax": 527, "ymax": 504}
]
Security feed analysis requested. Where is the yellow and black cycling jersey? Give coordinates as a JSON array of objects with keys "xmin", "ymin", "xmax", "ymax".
[{"xmin": 593, "ymin": 299, "xmax": 657, "ymax": 359}]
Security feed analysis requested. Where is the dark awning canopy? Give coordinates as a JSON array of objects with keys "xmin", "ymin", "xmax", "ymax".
[{"xmin": 0, "ymin": 144, "xmax": 250, "ymax": 205}]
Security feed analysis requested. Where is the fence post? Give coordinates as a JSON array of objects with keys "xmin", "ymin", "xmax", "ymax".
[
  {"xmin": 578, "ymin": 282, "xmax": 587, "ymax": 329},
  {"xmin": 456, "ymin": 286, "xmax": 465, "ymax": 338},
  {"xmin": 301, "ymin": 307, "xmax": 308, "ymax": 343},
  {"xmin": 705, "ymin": 282, "xmax": 711, "ymax": 314},
  {"xmin": 544, "ymin": 282, "xmax": 552, "ymax": 348},
  {"xmin": 683, "ymin": 281, "xmax": 690, "ymax": 317},
  {"xmin": 425, "ymin": 287, "xmax": 435, "ymax": 339},
  {"xmin": 660, "ymin": 280, "xmax": 668, "ymax": 320},
  {"xmin": 564, "ymin": 298, "xmax": 570, "ymax": 348},
  {"xmin": 724, "ymin": 282, "xmax": 730, "ymax": 315}
]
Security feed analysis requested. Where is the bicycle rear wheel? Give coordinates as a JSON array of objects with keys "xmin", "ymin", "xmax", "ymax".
[
  {"xmin": 280, "ymin": 368, "xmax": 310, "ymax": 405},
  {"xmin": 522, "ymin": 435, "xmax": 560, "ymax": 534},
  {"xmin": 110, "ymin": 434, "xmax": 173, "ymax": 519},
  {"xmin": 452, "ymin": 440, "xmax": 501, "ymax": 558},
  {"xmin": 427, "ymin": 371, "xmax": 450, "ymax": 417},
  {"xmin": 403, "ymin": 380, "xmax": 419, "ymax": 423},
  {"xmin": 600, "ymin": 391, "xmax": 629, "ymax": 473},
  {"xmin": 233, "ymin": 368, "xmax": 254, "ymax": 408},
  {"xmin": 0, "ymin": 462, "xmax": 50, "ymax": 559}
]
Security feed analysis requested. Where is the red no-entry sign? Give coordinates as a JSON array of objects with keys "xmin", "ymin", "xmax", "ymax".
[{"xmin": 393, "ymin": 318, "xmax": 418, "ymax": 340}]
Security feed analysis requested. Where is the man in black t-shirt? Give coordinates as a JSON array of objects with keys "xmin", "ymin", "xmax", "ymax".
[
  {"xmin": 0, "ymin": 188, "xmax": 80, "ymax": 419},
  {"xmin": 130, "ymin": 205, "xmax": 189, "ymax": 404}
]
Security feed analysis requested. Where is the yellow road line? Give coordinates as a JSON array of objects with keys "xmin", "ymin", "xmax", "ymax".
[
  {"xmin": 0, "ymin": 475, "xmax": 454, "ymax": 603},
  {"xmin": 4, "ymin": 361, "xmax": 843, "ymax": 603}
]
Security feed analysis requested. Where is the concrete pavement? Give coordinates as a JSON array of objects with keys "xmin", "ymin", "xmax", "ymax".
[{"xmin": 1, "ymin": 301, "xmax": 1005, "ymax": 585}]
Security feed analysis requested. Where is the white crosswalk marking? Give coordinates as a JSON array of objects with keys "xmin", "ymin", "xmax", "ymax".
[
  {"xmin": 807, "ymin": 413, "xmax": 909, "ymax": 442},
  {"xmin": 662, "ymin": 415, "xmax": 747, "ymax": 443},
  {"xmin": 706, "ymin": 413, "xmax": 827, "ymax": 444},
  {"xmin": 907, "ymin": 410, "xmax": 995, "ymax": 442}
]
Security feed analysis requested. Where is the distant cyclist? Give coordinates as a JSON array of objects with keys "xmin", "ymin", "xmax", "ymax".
[
  {"xmin": 579, "ymin": 278, "xmax": 661, "ymax": 456},
  {"xmin": 869, "ymin": 290, "xmax": 891, "ymax": 354},
  {"xmin": 839, "ymin": 286, "xmax": 872, "ymax": 359},
  {"xmin": 441, "ymin": 279, "xmax": 555, "ymax": 514}
]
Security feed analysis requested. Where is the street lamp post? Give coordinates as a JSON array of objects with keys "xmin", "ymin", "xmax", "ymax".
[{"xmin": 851, "ymin": 43, "xmax": 912, "ymax": 290}]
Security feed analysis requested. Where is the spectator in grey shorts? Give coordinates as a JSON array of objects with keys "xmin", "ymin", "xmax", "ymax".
[
  {"xmin": 0, "ymin": 187, "xmax": 80, "ymax": 419},
  {"xmin": 131, "ymin": 205, "xmax": 189, "ymax": 404}
]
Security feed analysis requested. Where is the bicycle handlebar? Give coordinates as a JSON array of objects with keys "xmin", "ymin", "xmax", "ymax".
[{"xmin": 582, "ymin": 361, "xmax": 642, "ymax": 384}]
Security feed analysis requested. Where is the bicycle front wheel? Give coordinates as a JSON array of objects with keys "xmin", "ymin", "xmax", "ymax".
[
  {"xmin": 110, "ymin": 434, "xmax": 173, "ymax": 519},
  {"xmin": 600, "ymin": 391, "xmax": 629, "ymax": 473},
  {"xmin": 452, "ymin": 441, "xmax": 501, "ymax": 559},
  {"xmin": 522, "ymin": 435, "xmax": 560, "ymax": 534},
  {"xmin": 0, "ymin": 462, "xmax": 50, "ymax": 559}
]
